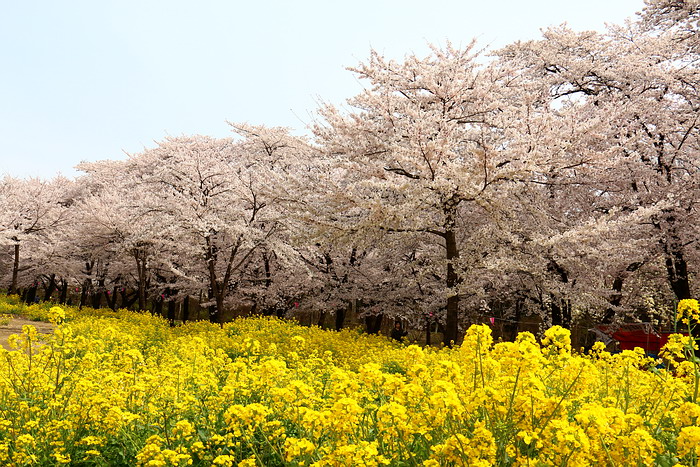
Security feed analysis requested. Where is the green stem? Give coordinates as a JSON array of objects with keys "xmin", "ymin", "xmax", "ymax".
[
  {"xmin": 686, "ymin": 321, "xmax": 699, "ymax": 404},
  {"xmin": 536, "ymin": 364, "xmax": 584, "ymax": 438}
]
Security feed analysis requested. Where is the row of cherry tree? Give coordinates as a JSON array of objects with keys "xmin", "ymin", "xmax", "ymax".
[{"xmin": 1, "ymin": 1, "xmax": 698, "ymax": 344}]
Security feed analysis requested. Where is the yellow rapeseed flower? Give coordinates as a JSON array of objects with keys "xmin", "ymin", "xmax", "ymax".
[
  {"xmin": 677, "ymin": 299, "xmax": 700, "ymax": 324},
  {"xmin": 677, "ymin": 426, "xmax": 700, "ymax": 457}
]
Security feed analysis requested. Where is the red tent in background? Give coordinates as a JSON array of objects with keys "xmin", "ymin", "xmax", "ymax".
[{"xmin": 593, "ymin": 323, "xmax": 687, "ymax": 353}]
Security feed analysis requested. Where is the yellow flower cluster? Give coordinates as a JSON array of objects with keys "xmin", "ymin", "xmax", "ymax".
[
  {"xmin": 0, "ymin": 296, "xmax": 699, "ymax": 466},
  {"xmin": 678, "ymin": 299, "xmax": 700, "ymax": 324},
  {"xmin": 0, "ymin": 295, "xmax": 76, "ymax": 322}
]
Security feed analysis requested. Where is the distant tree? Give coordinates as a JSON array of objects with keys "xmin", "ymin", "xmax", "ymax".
[
  {"xmin": 71, "ymin": 162, "xmax": 167, "ymax": 310},
  {"xmin": 0, "ymin": 176, "xmax": 71, "ymax": 295},
  {"xmin": 115, "ymin": 127, "xmax": 313, "ymax": 323}
]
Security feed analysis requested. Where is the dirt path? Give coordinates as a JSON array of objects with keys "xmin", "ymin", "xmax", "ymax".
[{"xmin": 0, "ymin": 318, "xmax": 55, "ymax": 350}]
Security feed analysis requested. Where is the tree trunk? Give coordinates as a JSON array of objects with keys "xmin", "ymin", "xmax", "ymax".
[
  {"xmin": 546, "ymin": 258, "xmax": 571, "ymax": 329},
  {"xmin": 153, "ymin": 297, "xmax": 163, "ymax": 316},
  {"xmin": 213, "ymin": 292, "xmax": 225, "ymax": 324},
  {"xmin": 264, "ymin": 251, "xmax": 272, "ymax": 289},
  {"xmin": 208, "ymin": 303, "xmax": 217, "ymax": 322},
  {"xmin": 43, "ymin": 274, "xmax": 57, "ymax": 302},
  {"xmin": 335, "ymin": 307, "xmax": 347, "ymax": 331},
  {"xmin": 205, "ymin": 236, "xmax": 224, "ymax": 324},
  {"xmin": 563, "ymin": 299, "xmax": 571, "ymax": 329},
  {"xmin": 550, "ymin": 296, "xmax": 572, "ymax": 329},
  {"xmin": 602, "ymin": 262, "xmax": 644, "ymax": 324},
  {"xmin": 444, "ymin": 228, "xmax": 460, "ymax": 346},
  {"xmin": 79, "ymin": 261, "xmax": 94, "ymax": 309},
  {"xmin": 120, "ymin": 289, "xmax": 139, "ymax": 309},
  {"xmin": 206, "ymin": 282, "xmax": 224, "ymax": 324},
  {"xmin": 657, "ymin": 218, "xmax": 692, "ymax": 301},
  {"xmin": 182, "ymin": 295, "xmax": 190, "ymax": 323},
  {"xmin": 79, "ymin": 280, "xmax": 90, "ymax": 309},
  {"xmin": 602, "ymin": 276, "xmax": 625, "ymax": 324},
  {"xmin": 504, "ymin": 297, "xmax": 523, "ymax": 341},
  {"xmin": 317, "ymin": 311, "xmax": 327, "ymax": 328},
  {"xmin": 167, "ymin": 300, "xmax": 176, "ymax": 326},
  {"xmin": 106, "ymin": 286, "xmax": 118, "ymax": 310},
  {"xmin": 666, "ymin": 250, "xmax": 691, "ymax": 301},
  {"xmin": 365, "ymin": 313, "xmax": 384, "ymax": 334},
  {"xmin": 91, "ymin": 279, "xmax": 104, "ymax": 309},
  {"xmin": 25, "ymin": 284, "xmax": 37, "ymax": 304},
  {"xmin": 9, "ymin": 243, "xmax": 19, "ymax": 295},
  {"xmin": 135, "ymin": 251, "xmax": 148, "ymax": 312},
  {"xmin": 551, "ymin": 294, "xmax": 563, "ymax": 327},
  {"xmin": 425, "ymin": 314, "xmax": 432, "ymax": 346},
  {"xmin": 58, "ymin": 279, "xmax": 68, "ymax": 304}
]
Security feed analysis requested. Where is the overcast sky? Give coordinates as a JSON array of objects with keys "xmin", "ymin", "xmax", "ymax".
[{"xmin": 1, "ymin": 0, "xmax": 645, "ymax": 179}]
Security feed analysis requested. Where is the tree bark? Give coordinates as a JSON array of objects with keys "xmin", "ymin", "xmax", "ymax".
[
  {"xmin": 134, "ymin": 250, "xmax": 148, "ymax": 312},
  {"xmin": 666, "ymin": 250, "xmax": 692, "ymax": 300},
  {"xmin": 213, "ymin": 292, "xmax": 225, "ymax": 323},
  {"xmin": 153, "ymin": 297, "xmax": 163, "ymax": 317},
  {"xmin": 9, "ymin": 243, "xmax": 19, "ymax": 295},
  {"xmin": 182, "ymin": 295, "xmax": 190, "ymax": 323},
  {"xmin": 58, "ymin": 279, "xmax": 68, "ymax": 304},
  {"xmin": 444, "ymin": 228, "xmax": 460, "ymax": 346},
  {"xmin": 425, "ymin": 314, "xmax": 432, "ymax": 346},
  {"xmin": 43, "ymin": 273, "xmax": 57, "ymax": 302},
  {"xmin": 602, "ymin": 276, "xmax": 625, "ymax": 324},
  {"xmin": 205, "ymin": 236, "xmax": 224, "ymax": 324},
  {"xmin": 602, "ymin": 262, "xmax": 643, "ymax": 324},
  {"xmin": 106, "ymin": 286, "xmax": 118, "ymax": 310},
  {"xmin": 365, "ymin": 313, "xmax": 383, "ymax": 334},
  {"xmin": 656, "ymin": 218, "xmax": 692, "ymax": 301},
  {"xmin": 550, "ymin": 295, "xmax": 572, "ymax": 329},
  {"xmin": 335, "ymin": 306, "xmax": 347, "ymax": 331},
  {"xmin": 91, "ymin": 292, "xmax": 103, "ymax": 309},
  {"xmin": 91, "ymin": 278, "xmax": 104, "ymax": 309},
  {"xmin": 504, "ymin": 297, "xmax": 523, "ymax": 341},
  {"xmin": 546, "ymin": 259, "xmax": 571, "ymax": 329},
  {"xmin": 79, "ymin": 261, "xmax": 94, "ymax": 309},
  {"xmin": 25, "ymin": 285, "xmax": 37, "ymax": 304},
  {"xmin": 79, "ymin": 280, "xmax": 90, "ymax": 309},
  {"xmin": 120, "ymin": 289, "xmax": 139, "ymax": 309},
  {"xmin": 167, "ymin": 300, "xmax": 176, "ymax": 326},
  {"xmin": 317, "ymin": 311, "xmax": 327, "ymax": 328}
]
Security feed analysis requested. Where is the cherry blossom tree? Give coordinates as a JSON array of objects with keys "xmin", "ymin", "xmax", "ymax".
[
  {"xmin": 641, "ymin": 0, "xmax": 700, "ymax": 42},
  {"xmin": 225, "ymin": 123, "xmax": 319, "ymax": 318},
  {"xmin": 313, "ymin": 43, "xmax": 567, "ymax": 345},
  {"xmin": 69, "ymin": 161, "xmax": 167, "ymax": 310},
  {"xmin": 116, "ymin": 126, "xmax": 314, "ymax": 322},
  {"xmin": 0, "ymin": 176, "xmax": 72, "ymax": 296},
  {"xmin": 496, "ymin": 19, "xmax": 699, "ymax": 318}
]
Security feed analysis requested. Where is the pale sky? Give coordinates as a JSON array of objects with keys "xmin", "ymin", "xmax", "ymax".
[{"xmin": 1, "ymin": 0, "xmax": 645, "ymax": 179}]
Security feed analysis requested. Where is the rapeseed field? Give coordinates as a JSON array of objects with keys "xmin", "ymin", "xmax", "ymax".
[{"xmin": 0, "ymin": 295, "xmax": 698, "ymax": 466}]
